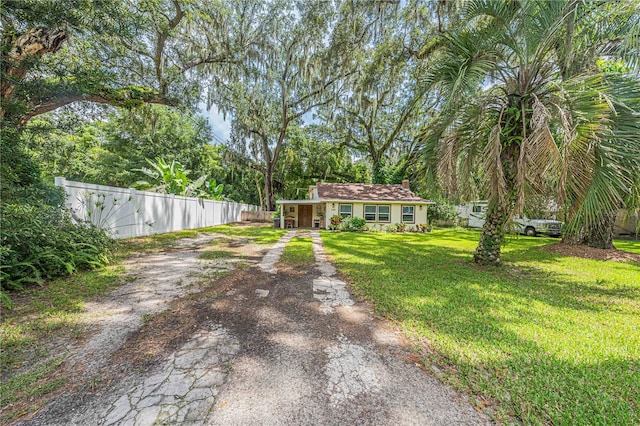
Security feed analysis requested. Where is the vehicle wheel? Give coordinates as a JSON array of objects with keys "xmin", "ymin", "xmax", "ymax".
[{"xmin": 525, "ymin": 226, "xmax": 536, "ymax": 237}]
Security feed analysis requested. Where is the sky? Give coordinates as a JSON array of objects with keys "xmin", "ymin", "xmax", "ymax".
[
  {"xmin": 198, "ymin": 102, "xmax": 231, "ymax": 144},
  {"xmin": 198, "ymin": 103, "xmax": 318, "ymax": 146}
]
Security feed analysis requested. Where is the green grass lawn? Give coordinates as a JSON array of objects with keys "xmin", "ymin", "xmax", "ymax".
[
  {"xmin": 321, "ymin": 229, "xmax": 640, "ymax": 425},
  {"xmin": 280, "ymin": 237, "xmax": 315, "ymax": 267},
  {"xmin": 615, "ymin": 238, "xmax": 640, "ymax": 255}
]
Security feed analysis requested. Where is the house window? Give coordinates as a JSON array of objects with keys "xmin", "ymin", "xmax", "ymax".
[
  {"xmin": 339, "ymin": 204, "xmax": 352, "ymax": 218},
  {"xmin": 364, "ymin": 205, "xmax": 390, "ymax": 222},
  {"xmin": 378, "ymin": 205, "xmax": 390, "ymax": 222},
  {"xmin": 402, "ymin": 205, "xmax": 415, "ymax": 223},
  {"xmin": 472, "ymin": 204, "xmax": 484, "ymax": 213},
  {"xmin": 364, "ymin": 205, "xmax": 376, "ymax": 221}
]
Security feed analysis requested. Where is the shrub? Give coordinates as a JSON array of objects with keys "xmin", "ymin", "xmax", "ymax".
[
  {"xmin": 329, "ymin": 214, "xmax": 343, "ymax": 230},
  {"xmin": 395, "ymin": 222, "xmax": 407, "ymax": 232},
  {"xmin": 427, "ymin": 203, "xmax": 459, "ymax": 226},
  {"xmin": 0, "ymin": 201, "xmax": 114, "ymax": 298},
  {"xmin": 0, "ymin": 133, "xmax": 114, "ymax": 308},
  {"xmin": 339, "ymin": 216, "xmax": 367, "ymax": 232},
  {"xmin": 383, "ymin": 224, "xmax": 397, "ymax": 233},
  {"xmin": 418, "ymin": 223, "xmax": 431, "ymax": 233}
]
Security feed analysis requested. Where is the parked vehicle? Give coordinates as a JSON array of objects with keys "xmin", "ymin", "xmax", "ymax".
[
  {"xmin": 464, "ymin": 201, "xmax": 562, "ymax": 237},
  {"xmin": 513, "ymin": 217, "xmax": 562, "ymax": 237}
]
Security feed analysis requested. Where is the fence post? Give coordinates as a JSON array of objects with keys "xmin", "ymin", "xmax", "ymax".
[{"xmin": 54, "ymin": 177, "xmax": 73, "ymax": 209}]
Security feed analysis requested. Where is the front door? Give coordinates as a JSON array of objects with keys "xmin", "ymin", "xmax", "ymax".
[{"xmin": 298, "ymin": 205, "xmax": 313, "ymax": 228}]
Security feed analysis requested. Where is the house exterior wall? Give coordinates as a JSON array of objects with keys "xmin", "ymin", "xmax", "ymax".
[
  {"xmin": 279, "ymin": 202, "xmax": 326, "ymax": 228},
  {"xmin": 282, "ymin": 201, "xmax": 429, "ymax": 229},
  {"xmin": 288, "ymin": 204, "xmax": 298, "ymax": 226},
  {"xmin": 326, "ymin": 201, "xmax": 428, "ymax": 228}
]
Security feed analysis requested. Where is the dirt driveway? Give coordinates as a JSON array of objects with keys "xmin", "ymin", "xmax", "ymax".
[{"xmin": 16, "ymin": 228, "xmax": 489, "ymax": 425}]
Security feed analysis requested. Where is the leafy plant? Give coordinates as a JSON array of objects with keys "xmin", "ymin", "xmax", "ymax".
[
  {"xmin": 134, "ymin": 158, "xmax": 227, "ymax": 201},
  {"xmin": 418, "ymin": 223, "xmax": 431, "ymax": 233},
  {"xmin": 395, "ymin": 222, "xmax": 407, "ymax": 232},
  {"xmin": 204, "ymin": 178, "xmax": 225, "ymax": 201},
  {"xmin": 328, "ymin": 214, "xmax": 343, "ymax": 230},
  {"xmin": 0, "ymin": 202, "xmax": 114, "ymax": 306},
  {"xmin": 427, "ymin": 203, "xmax": 459, "ymax": 225},
  {"xmin": 338, "ymin": 216, "xmax": 367, "ymax": 232},
  {"xmin": 383, "ymin": 224, "xmax": 397, "ymax": 233}
]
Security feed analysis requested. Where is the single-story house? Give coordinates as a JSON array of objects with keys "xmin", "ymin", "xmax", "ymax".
[{"xmin": 275, "ymin": 180, "xmax": 435, "ymax": 229}]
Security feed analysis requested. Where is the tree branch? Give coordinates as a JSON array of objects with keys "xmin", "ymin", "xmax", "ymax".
[
  {"xmin": 1, "ymin": 27, "xmax": 69, "ymax": 119},
  {"xmin": 286, "ymin": 70, "xmax": 356, "ymax": 110},
  {"xmin": 20, "ymin": 89, "xmax": 175, "ymax": 125},
  {"xmin": 155, "ymin": 0, "xmax": 185, "ymax": 94}
]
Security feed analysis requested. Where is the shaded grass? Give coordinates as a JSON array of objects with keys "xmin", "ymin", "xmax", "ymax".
[
  {"xmin": 116, "ymin": 229, "xmax": 201, "ymax": 258},
  {"xmin": 201, "ymin": 223, "xmax": 286, "ymax": 246},
  {"xmin": 615, "ymin": 238, "xmax": 640, "ymax": 254},
  {"xmin": 321, "ymin": 229, "xmax": 640, "ymax": 425},
  {"xmin": 280, "ymin": 237, "xmax": 315, "ymax": 267},
  {"xmin": 1, "ymin": 357, "xmax": 66, "ymax": 407},
  {"xmin": 1, "ymin": 264, "xmax": 126, "ymax": 373}
]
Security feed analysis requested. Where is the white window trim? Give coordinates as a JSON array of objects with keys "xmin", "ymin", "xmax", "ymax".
[
  {"xmin": 338, "ymin": 203, "xmax": 353, "ymax": 218},
  {"xmin": 364, "ymin": 204, "xmax": 391, "ymax": 223},
  {"xmin": 401, "ymin": 205, "xmax": 415, "ymax": 223}
]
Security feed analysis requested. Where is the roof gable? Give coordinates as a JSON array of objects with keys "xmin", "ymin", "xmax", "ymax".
[{"xmin": 315, "ymin": 183, "xmax": 430, "ymax": 203}]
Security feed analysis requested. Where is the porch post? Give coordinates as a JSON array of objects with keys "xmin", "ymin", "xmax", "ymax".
[{"xmin": 280, "ymin": 204, "xmax": 285, "ymax": 229}]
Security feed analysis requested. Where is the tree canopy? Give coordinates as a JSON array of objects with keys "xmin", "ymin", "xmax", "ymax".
[
  {"xmin": 3, "ymin": 0, "xmax": 639, "ymax": 260},
  {"xmin": 418, "ymin": 0, "xmax": 640, "ymax": 263}
]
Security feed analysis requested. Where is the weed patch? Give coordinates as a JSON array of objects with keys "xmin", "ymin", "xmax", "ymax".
[
  {"xmin": 1, "ymin": 356, "xmax": 66, "ymax": 419},
  {"xmin": 198, "ymin": 250, "xmax": 232, "ymax": 260}
]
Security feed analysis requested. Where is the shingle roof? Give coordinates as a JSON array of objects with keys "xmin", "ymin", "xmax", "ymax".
[{"xmin": 315, "ymin": 183, "xmax": 431, "ymax": 203}]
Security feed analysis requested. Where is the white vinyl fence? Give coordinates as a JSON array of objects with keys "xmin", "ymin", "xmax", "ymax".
[{"xmin": 55, "ymin": 178, "xmax": 258, "ymax": 239}]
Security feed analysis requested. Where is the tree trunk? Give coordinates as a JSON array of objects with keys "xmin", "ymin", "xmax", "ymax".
[
  {"xmin": 474, "ymin": 203, "xmax": 508, "ymax": 265},
  {"xmin": 563, "ymin": 210, "xmax": 617, "ymax": 249},
  {"xmin": 263, "ymin": 163, "xmax": 275, "ymax": 212},
  {"xmin": 255, "ymin": 175, "xmax": 264, "ymax": 211},
  {"xmin": 371, "ymin": 158, "xmax": 386, "ymax": 184},
  {"xmin": 473, "ymin": 100, "xmax": 522, "ymax": 266}
]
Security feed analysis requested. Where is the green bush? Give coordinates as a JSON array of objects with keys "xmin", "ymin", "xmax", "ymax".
[
  {"xmin": 427, "ymin": 202, "xmax": 459, "ymax": 225},
  {"xmin": 0, "ymin": 130, "xmax": 114, "ymax": 308},
  {"xmin": 338, "ymin": 216, "xmax": 367, "ymax": 232},
  {"xmin": 328, "ymin": 214, "xmax": 342, "ymax": 230},
  {"xmin": 0, "ymin": 202, "xmax": 114, "ymax": 295}
]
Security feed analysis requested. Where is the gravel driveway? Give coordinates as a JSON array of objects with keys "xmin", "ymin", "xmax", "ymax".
[{"xmin": 17, "ymin": 229, "xmax": 490, "ymax": 425}]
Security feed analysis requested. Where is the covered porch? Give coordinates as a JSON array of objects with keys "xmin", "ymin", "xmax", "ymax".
[{"xmin": 275, "ymin": 200, "xmax": 326, "ymax": 229}]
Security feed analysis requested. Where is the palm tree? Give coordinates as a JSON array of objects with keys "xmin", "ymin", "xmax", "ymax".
[{"xmin": 419, "ymin": 0, "xmax": 640, "ymax": 264}]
